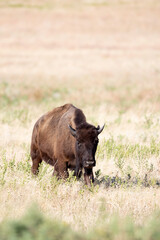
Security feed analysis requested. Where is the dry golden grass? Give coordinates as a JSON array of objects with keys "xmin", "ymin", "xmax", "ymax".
[
  {"xmin": 1, "ymin": 179, "xmax": 160, "ymax": 231},
  {"xmin": 0, "ymin": 0, "xmax": 160, "ymax": 231}
]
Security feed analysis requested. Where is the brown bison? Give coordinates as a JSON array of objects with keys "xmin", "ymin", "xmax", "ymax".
[{"xmin": 30, "ymin": 104, "xmax": 104, "ymax": 185}]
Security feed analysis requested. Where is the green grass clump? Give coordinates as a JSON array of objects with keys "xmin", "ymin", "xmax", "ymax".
[
  {"xmin": 102, "ymin": 138, "xmax": 160, "ymax": 160},
  {"xmin": 97, "ymin": 137, "xmax": 160, "ymax": 177}
]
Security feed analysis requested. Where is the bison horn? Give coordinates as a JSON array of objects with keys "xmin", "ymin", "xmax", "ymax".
[
  {"xmin": 68, "ymin": 125, "xmax": 77, "ymax": 137},
  {"xmin": 97, "ymin": 124, "xmax": 105, "ymax": 135}
]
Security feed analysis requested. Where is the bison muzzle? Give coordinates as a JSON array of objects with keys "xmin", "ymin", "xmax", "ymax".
[{"xmin": 30, "ymin": 104, "xmax": 104, "ymax": 186}]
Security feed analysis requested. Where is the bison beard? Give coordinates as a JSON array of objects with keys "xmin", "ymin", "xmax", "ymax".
[{"xmin": 30, "ymin": 104, "xmax": 104, "ymax": 186}]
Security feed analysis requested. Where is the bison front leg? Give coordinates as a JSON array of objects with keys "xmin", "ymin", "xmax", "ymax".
[
  {"xmin": 75, "ymin": 162, "xmax": 82, "ymax": 179},
  {"xmin": 53, "ymin": 160, "xmax": 69, "ymax": 179},
  {"xmin": 84, "ymin": 168, "xmax": 94, "ymax": 186}
]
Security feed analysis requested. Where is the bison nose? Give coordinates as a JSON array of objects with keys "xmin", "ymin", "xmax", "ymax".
[{"xmin": 84, "ymin": 160, "xmax": 95, "ymax": 167}]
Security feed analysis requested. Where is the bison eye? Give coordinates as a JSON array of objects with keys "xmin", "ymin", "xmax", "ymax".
[{"xmin": 77, "ymin": 142, "xmax": 81, "ymax": 148}]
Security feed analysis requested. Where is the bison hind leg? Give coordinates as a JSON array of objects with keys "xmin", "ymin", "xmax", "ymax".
[
  {"xmin": 31, "ymin": 146, "xmax": 42, "ymax": 175},
  {"xmin": 53, "ymin": 160, "xmax": 69, "ymax": 179}
]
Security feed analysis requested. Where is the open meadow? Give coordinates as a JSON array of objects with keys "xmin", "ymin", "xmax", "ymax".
[{"xmin": 0, "ymin": 0, "xmax": 160, "ymax": 237}]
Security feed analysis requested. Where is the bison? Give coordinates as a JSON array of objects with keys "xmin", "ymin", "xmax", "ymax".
[{"xmin": 30, "ymin": 104, "xmax": 104, "ymax": 185}]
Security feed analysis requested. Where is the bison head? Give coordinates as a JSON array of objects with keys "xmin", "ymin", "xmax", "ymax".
[{"xmin": 68, "ymin": 123, "xmax": 105, "ymax": 168}]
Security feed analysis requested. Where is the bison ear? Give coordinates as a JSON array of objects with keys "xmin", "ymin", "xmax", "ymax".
[
  {"xmin": 97, "ymin": 124, "xmax": 105, "ymax": 135},
  {"xmin": 68, "ymin": 125, "xmax": 77, "ymax": 138}
]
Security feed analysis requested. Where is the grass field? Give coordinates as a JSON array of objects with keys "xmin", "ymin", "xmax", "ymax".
[{"xmin": 0, "ymin": 0, "xmax": 160, "ymax": 235}]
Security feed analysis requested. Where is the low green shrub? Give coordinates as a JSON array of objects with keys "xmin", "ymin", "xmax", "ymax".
[
  {"xmin": 0, "ymin": 206, "xmax": 82, "ymax": 240},
  {"xmin": 1, "ymin": 206, "xmax": 160, "ymax": 240}
]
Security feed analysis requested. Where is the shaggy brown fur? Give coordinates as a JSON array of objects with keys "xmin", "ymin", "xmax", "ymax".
[{"xmin": 30, "ymin": 104, "xmax": 104, "ymax": 185}]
